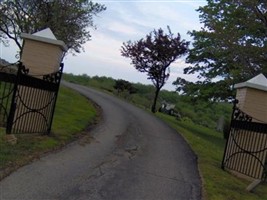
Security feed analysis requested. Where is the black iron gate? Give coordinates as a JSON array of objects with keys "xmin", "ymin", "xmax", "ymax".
[
  {"xmin": 0, "ymin": 62, "xmax": 63, "ymax": 134},
  {"xmin": 222, "ymin": 100, "xmax": 267, "ymax": 180}
]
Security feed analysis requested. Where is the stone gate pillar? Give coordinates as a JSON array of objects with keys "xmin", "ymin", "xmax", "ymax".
[
  {"xmin": 20, "ymin": 28, "xmax": 67, "ymax": 75},
  {"xmin": 234, "ymin": 73, "xmax": 267, "ymax": 123},
  {"xmin": 9, "ymin": 28, "xmax": 67, "ymax": 133}
]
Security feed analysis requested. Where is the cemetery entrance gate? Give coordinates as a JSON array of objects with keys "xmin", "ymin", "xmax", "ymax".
[{"xmin": 0, "ymin": 62, "xmax": 63, "ymax": 134}]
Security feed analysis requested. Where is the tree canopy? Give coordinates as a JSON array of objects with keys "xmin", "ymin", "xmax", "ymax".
[
  {"xmin": 174, "ymin": 0, "xmax": 267, "ymax": 101},
  {"xmin": 0, "ymin": 0, "xmax": 106, "ymax": 56},
  {"xmin": 121, "ymin": 27, "xmax": 189, "ymax": 113}
]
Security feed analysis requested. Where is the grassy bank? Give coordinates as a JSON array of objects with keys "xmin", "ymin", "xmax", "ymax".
[
  {"xmin": 0, "ymin": 86, "xmax": 97, "ymax": 178},
  {"xmin": 157, "ymin": 113, "xmax": 267, "ymax": 200}
]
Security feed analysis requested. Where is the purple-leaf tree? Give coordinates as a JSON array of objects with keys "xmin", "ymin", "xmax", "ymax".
[{"xmin": 121, "ymin": 27, "xmax": 189, "ymax": 113}]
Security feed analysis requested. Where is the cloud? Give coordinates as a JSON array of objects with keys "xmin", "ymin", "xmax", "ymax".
[
  {"xmin": 156, "ymin": 3, "xmax": 202, "ymax": 31},
  {"xmin": 107, "ymin": 21, "xmax": 143, "ymax": 36}
]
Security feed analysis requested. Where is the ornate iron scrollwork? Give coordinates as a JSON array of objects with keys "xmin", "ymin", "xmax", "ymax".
[
  {"xmin": 232, "ymin": 99, "xmax": 252, "ymax": 122},
  {"xmin": 43, "ymin": 63, "xmax": 63, "ymax": 84},
  {"xmin": 233, "ymin": 107, "xmax": 253, "ymax": 122},
  {"xmin": 18, "ymin": 62, "xmax": 29, "ymax": 75}
]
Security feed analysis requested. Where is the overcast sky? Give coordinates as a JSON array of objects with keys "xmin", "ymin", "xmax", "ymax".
[{"xmin": 0, "ymin": 0, "xmax": 206, "ymax": 91}]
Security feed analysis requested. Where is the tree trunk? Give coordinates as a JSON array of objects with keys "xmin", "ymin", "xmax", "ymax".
[{"xmin": 151, "ymin": 87, "xmax": 160, "ymax": 113}]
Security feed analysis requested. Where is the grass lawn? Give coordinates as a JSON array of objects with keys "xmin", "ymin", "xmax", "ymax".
[
  {"xmin": 157, "ymin": 113, "xmax": 267, "ymax": 200},
  {"xmin": 0, "ymin": 86, "xmax": 97, "ymax": 179}
]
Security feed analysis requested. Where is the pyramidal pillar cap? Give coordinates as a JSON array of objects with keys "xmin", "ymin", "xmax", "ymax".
[
  {"xmin": 21, "ymin": 28, "xmax": 68, "ymax": 51},
  {"xmin": 234, "ymin": 73, "xmax": 267, "ymax": 92}
]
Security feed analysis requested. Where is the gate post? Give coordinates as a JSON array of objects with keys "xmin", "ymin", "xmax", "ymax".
[
  {"xmin": 10, "ymin": 28, "xmax": 67, "ymax": 134},
  {"xmin": 20, "ymin": 28, "xmax": 67, "ymax": 75},
  {"xmin": 234, "ymin": 73, "xmax": 267, "ymax": 123}
]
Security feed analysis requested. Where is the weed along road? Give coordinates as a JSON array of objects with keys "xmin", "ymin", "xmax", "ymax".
[{"xmin": 0, "ymin": 81, "xmax": 202, "ymax": 200}]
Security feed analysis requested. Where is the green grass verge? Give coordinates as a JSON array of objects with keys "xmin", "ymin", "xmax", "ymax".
[
  {"xmin": 157, "ymin": 113, "xmax": 267, "ymax": 200},
  {"xmin": 0, "ymin": 86, "xmax": 97, "ymax": 177}
]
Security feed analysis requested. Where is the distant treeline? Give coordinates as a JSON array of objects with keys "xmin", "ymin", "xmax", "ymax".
[{"xmin": 63, "ymin": 73, "xmax": 232, "ymax": 129}]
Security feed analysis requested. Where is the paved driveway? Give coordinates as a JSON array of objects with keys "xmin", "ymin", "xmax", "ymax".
[{"xmin": 0, "ymin": 82, "xmax": 202, "ymax": 200}]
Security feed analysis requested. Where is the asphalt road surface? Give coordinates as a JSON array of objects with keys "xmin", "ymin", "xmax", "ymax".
[{"xmin": 0, "ymin": 82, "xmax": 202, "ymax": 200}]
